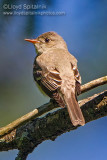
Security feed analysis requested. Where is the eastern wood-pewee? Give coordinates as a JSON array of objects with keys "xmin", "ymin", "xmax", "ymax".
[{"xmin": 25, "ymin": 31, "xmax": 85, "ymax": 126}]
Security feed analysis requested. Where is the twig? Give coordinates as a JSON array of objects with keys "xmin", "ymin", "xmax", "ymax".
[
  {"xmin": 0, "ymin": 75, "xmax": 107, "ymax": 138},
  {"xmin": 81, "ymin": 76, "xmax": 107, "ymax": 93}
]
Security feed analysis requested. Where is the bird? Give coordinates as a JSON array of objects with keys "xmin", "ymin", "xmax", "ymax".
[{"xmin": 25, "ymin": 31, "xmax": 85, "ymax": 126}]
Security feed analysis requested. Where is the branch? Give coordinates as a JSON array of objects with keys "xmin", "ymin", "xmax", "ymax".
[
  {"xmin": 81, "ymin": 76, "xmax": 107, "ymax": 93},
  {"xmin": 0, "ymin": 90, "xmax": 107, "ymax": 160},
  {"xmin": 0, "ymin": 76, "xmax": 107, "ymax": 138}
]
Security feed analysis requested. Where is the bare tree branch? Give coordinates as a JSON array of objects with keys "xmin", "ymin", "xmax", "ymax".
[
  {"xmin": 0, "ymin": 76, "xmax": 107, "ymax": 139},
  {"xmin": 81, "ymin": 76, "xmax": 107, "ymax": 93},
  {"xmin": 0, "ymin": 90, "xmax": 107, "ymax": 160}
]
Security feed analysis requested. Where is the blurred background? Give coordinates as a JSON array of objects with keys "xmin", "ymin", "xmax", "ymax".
[{"xmin": 0, "ymin": 0, "xmax": 107, "ymax": 159}]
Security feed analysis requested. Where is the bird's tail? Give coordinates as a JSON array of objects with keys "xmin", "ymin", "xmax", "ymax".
[{"xmin": 64, "ymin": 92, "xmax": 85, "ymax": 126}]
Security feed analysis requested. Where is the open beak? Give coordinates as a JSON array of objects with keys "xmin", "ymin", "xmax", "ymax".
[{"xmin": 24, "ymin": 39, "xmax": 40, "ymax": 44}]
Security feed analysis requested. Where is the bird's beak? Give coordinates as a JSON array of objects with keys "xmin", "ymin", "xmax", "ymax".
[{"xmin": 24, "ymin": 39, "xmax": 40, "ymax": 44}]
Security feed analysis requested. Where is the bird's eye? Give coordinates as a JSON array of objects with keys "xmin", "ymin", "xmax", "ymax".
[{"xmin": 45, "ymin": 38, "xmax": 50, "ymax": 43}]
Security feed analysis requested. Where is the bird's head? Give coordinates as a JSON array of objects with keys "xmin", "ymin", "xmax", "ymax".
[{"xmin": 25, "ymin": 31, "xmax": 67, "ymax": 55}]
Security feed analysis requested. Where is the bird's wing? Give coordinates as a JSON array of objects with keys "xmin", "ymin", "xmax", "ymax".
[
  {"xmin": 33, "ymin": 59, "xmax": 63, "ymax": 99},
  {"xmin": 33, "ymin": 60, "xmax": 65, "ymax": 107},
  {"xmin": 71, "ymin": 62, "xmax": 81, "ymax": 95},
  {"xmin": 41, "ymin": 69, "xmax": 62, "ymax": 92},
  {"xmin": 41, "ymin": 69, "xmax": 65, "ymax": 107}
]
